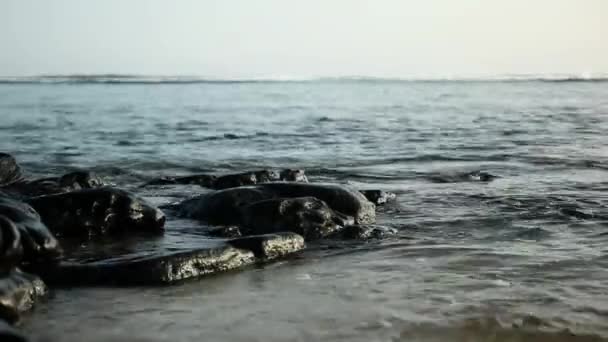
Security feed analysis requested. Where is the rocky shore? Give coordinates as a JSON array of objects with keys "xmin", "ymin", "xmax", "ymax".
[{"xmin": 0, "ymin": 153, "xmax": 396, "ymax": 340}]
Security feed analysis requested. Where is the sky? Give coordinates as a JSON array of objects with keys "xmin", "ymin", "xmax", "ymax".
[{"xmin": 1, "ymin": 0, "xmax": 607, "ymax": 78}]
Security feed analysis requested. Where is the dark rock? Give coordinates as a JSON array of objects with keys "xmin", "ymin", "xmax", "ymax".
[
  {"xmin": 145, "ymin": 174, "xmax": 217, "ymax": 187},
  {"xmin": 2, "ymin": 170, "xmax": 104, "ymax": 198},
  {"xmin": 27, "ymin": 230, "xmax": 305, "ymax": 286},
  {"xmin": 27, "ymin": 187, "xmax": 165, "ymax": 238},
  {"xmin": 240, "ymin": 197, "xmax": 354, "ymax": 240},
  {"xmin": 33, "ymin": 244, "xmax": 256, "ymax": 286},
  {"xmin": 279, "ymin": 169, "xmax": 308, "ymax": 182},
  {"xmin": 178, "ymin": 186, "xmax": 272, "ymax": 225},
  {"xmin": 0, "ymin": 320, "xmax": 28, "ymax": 342},
  {"xmin": 0, "ymin": 196, "xmax": 61, "ymax": 264},
  {"xmin": 178, "ymin": 182, "xmax": 375, "ymax": 226},
  {"xmin": 0, "ymin": 154, "xmax": 22, "ymax": 186},
  {"xmin": 428, "ymin": 171, "xmax": 499, "ymax": 183},
  {"xmin": 144, "ymin": 169, "xmax": 308, "ymax": 189},
  {"xmin": 228, "ymin": 232, "xmax": 305, "ymax": 259},
  {"xmin": 0, "ymin": 270, "xmax": 48, "ymax": 324},
  {"xmin": 57, "ymin": 171, "xmax": 104, "ymax": 190},
  {"xmin": 213, "ymin": 172, "xmax": 259, "ymax": 189},
  {"xmin": 256, "ymin": 183, "xmax": 376, "ymax": 224},
  {"xmin": 359, "ymin": 190, "xmax": 396, "ymax": 205},
  {"xmin": 333, "ymin": 224, "xmax": 398, "ymax": 240},
  {"xmin": 560, "ymin": 208, "xmax": 593, "ymax": 219},
  {"xmin": 208, "ymin": 226, "xmax": 242, "ymax": 238},
  {"xmin": 0, "ymin": 216, "xmax": 23, "ymax": 273}
]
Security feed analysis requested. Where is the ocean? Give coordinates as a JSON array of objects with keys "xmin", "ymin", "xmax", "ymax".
[{"xmin": 1, "ymin": 76, "xmax": 607, "ymax": 341}]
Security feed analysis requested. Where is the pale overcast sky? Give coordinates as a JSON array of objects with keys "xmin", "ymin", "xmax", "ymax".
[{"xmin": 1, "ymin": 0, "xmax": 606, "ymax": 77}]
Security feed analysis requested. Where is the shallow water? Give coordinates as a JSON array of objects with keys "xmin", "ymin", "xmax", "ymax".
[{"xmin": 1, "ymin": 78, "xmax": 608, "ymax": 341}]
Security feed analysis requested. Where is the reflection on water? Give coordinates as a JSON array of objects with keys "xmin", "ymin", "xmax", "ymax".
[{"xmin": 0, "ymin": 79, "xmax": 607, "ymax": 341}]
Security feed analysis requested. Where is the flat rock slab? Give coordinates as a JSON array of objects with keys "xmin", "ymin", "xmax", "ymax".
[
  {"xmin": 228, "ymin": 233, "xmax": 305, "ymax": 259},
  {"xmin": 0, "ymin": 270, "xmax": 48, "ymax": 324},
  {"xmin": 29, "ymin": 230, "xmax": 305, "ymax": 286}
]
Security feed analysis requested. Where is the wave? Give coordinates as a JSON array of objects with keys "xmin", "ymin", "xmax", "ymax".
[{"xmin": 1, "ymin": 74, "xmax": 607, "ymax": 84}]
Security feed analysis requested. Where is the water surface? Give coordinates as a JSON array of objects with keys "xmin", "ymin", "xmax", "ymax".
[{"xmin": 1, "ymin": 78, "xmax": 607, "ymax": 341}]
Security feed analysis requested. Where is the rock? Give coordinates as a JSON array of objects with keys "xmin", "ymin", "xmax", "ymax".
[
  {"xmin": 27, "ymin": 231, "xmax": 305, "ymax": 286},
  {"xmin": 178, "ymin": 186, "xmax": 272, "ymax": 225},
  {"xmin": 228, "ymin": 232, "xmax": 305, "ymax": 259},
  {"xmin": 2, "ymin": 171, "xmax": 104, "ymax": 198},
  {"xmin": 27, "ymin": 187, "xmax": 165, "ymax": 238},
  {"xmin": 359, "ymin": 190, "xmax": 396, "ymax": 205},
  {"xmin": 33, "ymin": 244, "xmax": 256, "ymax": 286},
  {"xmin": 333, "ymin": 225, "xmax": 398, "ymax": 240},
  {"xmin": 213, "ymin": 172, "xmax": 260, "ymax": 189},
  {"xmin": 0, "ymin": 196, "xmax": 61, "ymax": 264},
  {"xmin": 0, "ymin": 320, "xmax": 27, "ymax": 342},
  {"xmin": 0, "ymin": 154, "xmax": 22, "ymax": 186},
  {"xmin": 144, "ymin": 169, "xmax": 308, "ymax": 189},
  {"xmin": 178, "ymin": 182, "xmax": 375, "ymax": 226},
  {"xmin": 240, "ymin": 197, "xmax": 354, "ymax": 239},
  {"xmin": 145, "ymin": 174, "xmax": 217, "ymax": 187},
  {"xmin": 256, "ymin": 183, "xmax": 376, "ymax": 224},
  {"xmin": 0, "ymin": 270, "xmax": 48, "ymax": 323},
  {"xmin": 208, "ymin": 226, "xmax": 242, "ymax": 238},
  {"xmin": 279, "ymin": 169, "xmax": 308, "ymax": 182},
  {"xmin": 0, "ymin": 216, "xmax": 23, "ymax": 273},
  {"xmin": 427, "ymin": 170, "xmax": 499, "ymax": 183}
]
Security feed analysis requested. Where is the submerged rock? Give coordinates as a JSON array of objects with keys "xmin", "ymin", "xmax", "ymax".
[
  {"xmin": 332, "ymin": 224, "xmax": 398, "ymax": 240},
  {"xmin": 208, "ymin": 226, "xmax": 243, "ymax": 238},
  {"xmin": 0, "ymin": 196, "xmax": 61, "ymax": 264},
  {"xmin": 240, "ymin": 197, "xmax": 354, "ymax": 239},
  {"xmin": 359, "ymin": 190, "xmax": 396, "ymax": 205},
  {"xmin": 27, "ymin": 187, "xmax": 165, "ymax": 238},
  {"xmin": 0, "ymin": 270, "xmax": 48, "ymax": 324},
  {"xmin": 178, "ymin": 182, "xmax": 375, "ymax": 228},
  {"xmin": 144, "ymin": 169, "xmax": 309, "ymax": 189},
  {"xmin": 145, "ymin": 174, "xmax": 217, "ymax": 187},
  {"xmin": 228, "ymin": 232, "xmax": 305, "ymax": 259},
  {"xmin": 428, "ymin": 170, "xmax": 499, "ymax": 183}
]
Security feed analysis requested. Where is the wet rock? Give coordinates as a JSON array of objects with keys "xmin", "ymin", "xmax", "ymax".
[
  {"xmin": 208, "ymin": 226, "xmax": 242, "ymax": 238},
  {"xmin": 428, "ymin": 171, "xmax": 499, "ymax": 183},
  {"xmin": 228, "ymin": 232, "xmax": 305, "ymax": 259},
  {"xmin": 144, "ymin": 169, "xmax": 308, "ymax": 189},
  {"xmin": 359, "ymin": 190, "xmax": 396, "ymax": 205},
  {"xmin": 33, "ymin": 243, "xmax": 256, "ymax": 286},
  {"xmin": 179, "ymin": 182, "xmax": 375, "ymax": 226},
  {"xmin": 0, "ymin": 196, "xmax": 61, "ymax": 264},
  {"xmin": 0, "ymin": 216, "xmax": 23, "ymax": 273},
  {"xmin": 178, "ymin": 186, "xmax": 271, "ymax": 225},
  {"xmin": 0, "ymin": 154, "xmax": 22, "ymax": 186},
  {"xmin": 560, "ymin": 208, "xmax": 593, "ymax": 219},
  {"xmin": 332, "ymin": 224, "xmax": 398, "ymax": 240},
  {"xmin": 279, "ymin": 169, "xmax": 308, "ymax": 182},
  {"xmin": 0, "ymin": 320, "xmax": 27, "ymax": 342},
  {"xmin": 145, "ymin": 174, "xmax": 217, "ymax": 187},
  {"xmin": 57, "ymin": 171, "xmax": 104, "ymax": 190},
  {"xmin": 240, "ymin": 197, "xmax": 354, "ymax": 240},
  {"xmin": 2, "ymin": 170, "xmax": 104, "ymax": 198},
  {"xmin": 213, "ymin": 172, "xmax": 259, "ymax": 189},
  {"xmin": 0, "ymin": 270, "xmax": 48, "ymax": 323},
  {"xmin": 27, "ymin": 187, "xmax": 165, "ymax": 238},
  {"xmin": 257, "ymin": 183, "xmax": 376, "ymax": 224}
]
